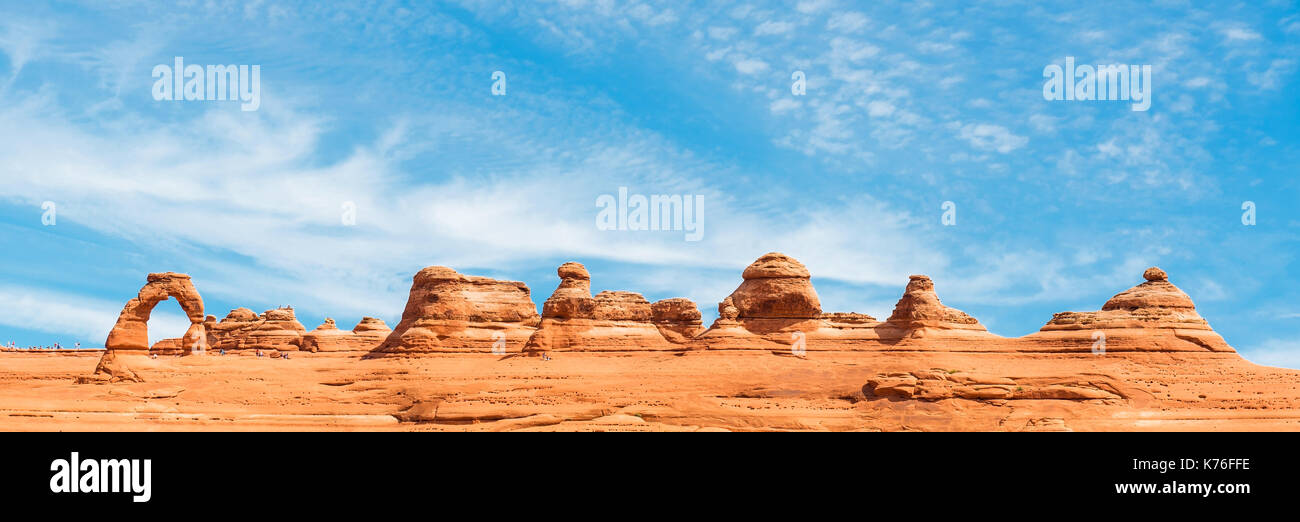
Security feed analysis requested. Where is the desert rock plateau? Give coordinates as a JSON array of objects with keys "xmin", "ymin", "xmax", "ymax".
[{"xmin": 2, "ymin": 253, "xmax": 1298, "ymax": 432}]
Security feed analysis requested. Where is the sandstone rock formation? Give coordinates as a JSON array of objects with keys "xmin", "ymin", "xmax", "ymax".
[
  {"xmin": 89, "ymin": 350, "xmax": 144, "ymax": 383},
  {"xmin": 104, "ymin": 272, "xmax": 207, "ymax": 352},
  {"xmin": 863, "ymin": 369, "xmax": 1124, "ymax": 402},
  {"xmin": 1023, "ymin": 267, "xmax": 1233, "ymax": 352},
  {"xmin": 543, "ymin": 262, "xmax": 595, "ymax": 318},
  {"xmin": 651, "ymin": 298, "xmax": 706, "ymax": 343},
  {"xmin": 697, "ymin": 253, "xmax": 826, "ymax": 349},
  {"xmin": 300, "ymin": 318, "xmax": 347, "ymax": 352},
  {"xmin": 372, "ymin": 266, "xmax": 540, "ymax": 354},
  {"xmin": 51, "ymin": 259, "xmax": 1285, "ymax": 431},
  {"xmin": 94, "ymin": 272, "xmax": 208, "ymax": 381},
  {"xmin": 353, "ymin": 317, "xmax": 392, "ymax": 339},
  {"xmin": 699, "ymin": 253, "xmax": 895, "ymax": 350},
  {"xmin": 82, "ymin": 262, "xmax": 1236, "ymax": 368},
  {"xmin": 149, "ymin": 338, "xmax": 185, "ymax": 354},
  {"xmin": 728, "ymin": 252, "xmax": 821, "ymax": 319},
  {"xmin": 207, "ymin": 306, "xmax": 306, "ymax": 351},
  {"xmin": 883, "ymin": 275, "xmax": 982, "ymax": 330},
  {"xmin": 871, "ymin": 275, "xmax": 995, "ymax": 346},
  {"xmin": 523, "ymin": 262, "xmax": 701, "ymax": 352},
  {"xmin": 301, "ymin": 317, "xmax": 393, "ymax": 352}
]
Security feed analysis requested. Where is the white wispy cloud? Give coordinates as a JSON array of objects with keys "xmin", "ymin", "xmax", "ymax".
[
  {"xmin": 796, "ymin": 0, "xmax": 834, "ymax": 14},
  {"xmin": 0, "ymin": 63, "xmax": 945, "ymax": 328},
  {"xmin": 0, "ymin": 16, "xmax": 56, "ymax": 90},
  {"xmin": 1240, "ymin": 339, "xmax": 1300, "ymax": 370},
  {"xmin": 733, "ymin": 57, "xmax": 770, "ymax": 74},
  {"xmin": 955, "ymin": 123, "xmax": 1028, "ymax": 154},
  {"xmin": 1247, "ymin": 59, "xmax": 1295, "ymax": 90},
  {"xmin": 707, "ymin": 26, "xmax": 737, "ymax": 40},
  {"xmin": 754, "ymin": 20, "xmax": 795, "ymax": 36},
  {"xmin": 1221, "ymin": 26, "xmax": 1262, "ymax": 42},
  {"xmin": 0, "ymin": 284, "xmax": 191, "ymax": 346},
  {"xmin": 826, "ymin": 12, "xmax": 869, "ymax": 32}
]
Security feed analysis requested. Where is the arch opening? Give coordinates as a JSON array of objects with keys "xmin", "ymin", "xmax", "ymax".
[{"xmin": 103, "ymin": 272, "xmax": 208, "ymax": 353}]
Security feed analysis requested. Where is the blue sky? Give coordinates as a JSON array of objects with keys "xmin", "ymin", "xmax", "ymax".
[{"xmin": 1, "ymin": 1, "xmax": 1297, "ymax": 365}]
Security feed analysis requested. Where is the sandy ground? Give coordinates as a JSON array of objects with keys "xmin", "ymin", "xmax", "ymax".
[{"xmin": 1, "ymin": 349, "xmax": 1298, "ymax": 431}]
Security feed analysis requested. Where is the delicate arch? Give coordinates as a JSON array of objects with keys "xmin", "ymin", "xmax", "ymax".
[{"xmin": 104, "ymin": 272, "xmax": 207, "ymax": 352}]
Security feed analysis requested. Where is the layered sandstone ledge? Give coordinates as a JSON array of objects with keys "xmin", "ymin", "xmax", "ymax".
[
  {"xmin": 301, "ymin": 317, "xmax": 393, "ymax": 352},
  {"xmin": 36, "ymin": 255, "xmax": 1299, "ymax": 431},
  {"xmin": 13, "ymin": 348, "xmax": 1295, "ymax": 431},
  {"xmin": 1019, "ymin": 267, "xmax": 1233, "ymax": 353},
  {"xmin": 371, "ymin": 266, "xmax": 540, "ymax": 354},
  {"xmin": 207, "ymin": 307, "xmax": 307, "ymax": 352},
  {"xmin": 90, "ymin": 253, "xmax": 1242, "ymax": 383},
  {"xmin": 522, "ymin": 262, "xmax": 702, "ymax": 353}
]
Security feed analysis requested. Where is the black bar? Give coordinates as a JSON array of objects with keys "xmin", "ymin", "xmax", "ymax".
[{"xmin": 0, "ymin": 432, "xmax": 1291, "ymax": 509}]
